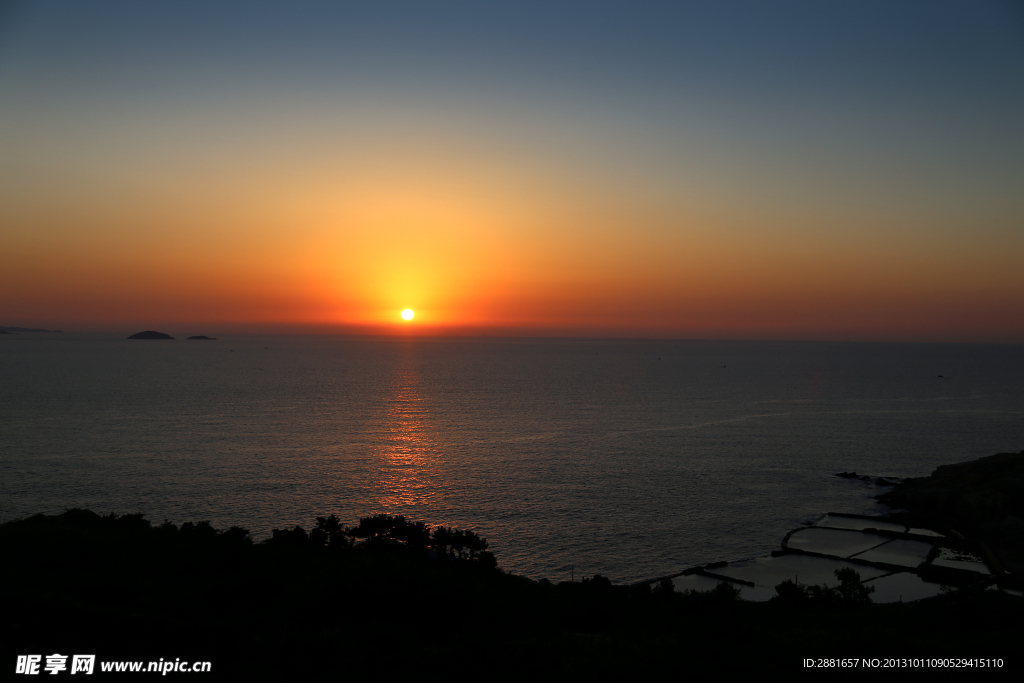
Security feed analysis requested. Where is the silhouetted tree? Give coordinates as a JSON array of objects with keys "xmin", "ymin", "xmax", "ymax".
[
  {"xmin": 269, "ymin": 525, "xmax": 308, "ymax": 547},
  {"xmin": 462, "ymin": 529, "xmax": 488, "ymax": 560},
  {"xmin": 773, "ymin": 569, "xmax": 873, "ymax": 606},
  {"xmin": 222, "ymin": 525, "xmax": 252, "ymax": 545},
  {"xmin": 107, "ymin": 512, "xmax": 150, "ymax": 532},
  {"xmin": 348, "ymin": 514, "xmax": 432, "ymax": 553},
  {"xmin": 653, "ymin": 578, "xmax": 675, "ymax": 600},
  {"xmin": 343, "ymin": 516, "xmax": 494, "ymax": 565},
  {"xmin": 311, "ymin": 514, "xmax": 349, "ymax": 549},
  {"xmin": 774, "ymin": 579, "xmax": 806, "ymax": 604},
  {"xmin": 709, "ymin": 581, "xmax": 740, "ymax": 601},
  {"xmin": 476, "ymin": 551, "xmax": 498, "ymax": 570},
  {"xmin": 832, "ymin": 568, "xmax": 874, "ymax": 605},
  {"xmin": 431, "ymin": 526, "xmax": 452, "ymax": 557},
  {"xmin": 180, "ymin": 520, "xmax": 218, "ymax": 540},
  {"xmin": 582, "ymin": 574, "xmax": 613, "ymax": 592}
]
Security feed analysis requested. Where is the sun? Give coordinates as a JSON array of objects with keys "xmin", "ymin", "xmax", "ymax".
[{"xmin": 401, "ymin": 309, "xmax": 415, "ymax": 321}]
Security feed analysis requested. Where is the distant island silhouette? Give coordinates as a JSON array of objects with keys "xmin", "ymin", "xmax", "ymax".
[
  {"xmin": 187, "ymin": 335, "xmax": 217, "ymax": 340},
  {"xmin": 127, "ymin": 331, "xmax": 175, "ymax": 339},
  {"xmin": 0, "ymin": 326, "xmax": 62, "ymax": 333}
]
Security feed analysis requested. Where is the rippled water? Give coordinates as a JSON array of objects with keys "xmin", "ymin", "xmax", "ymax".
[{"xmin": 3, "ymin": 333, "xmax": 1022, "ymax": 583}]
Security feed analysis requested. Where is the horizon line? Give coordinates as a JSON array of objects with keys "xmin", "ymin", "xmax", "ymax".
[{"xmin": 8, "ymin": 325, "xmax": 1023, "ymax": 346}]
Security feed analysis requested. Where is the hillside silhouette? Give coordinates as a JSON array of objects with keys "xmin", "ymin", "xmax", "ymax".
[{"xmin": 2, "ymin": 508, "xmax": 1019, "ymax": 680}]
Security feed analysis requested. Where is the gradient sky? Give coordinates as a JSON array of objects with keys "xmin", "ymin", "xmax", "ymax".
[{"xmin": 2, "ymin": 1, "xmax": 1023, "ymax": 340}]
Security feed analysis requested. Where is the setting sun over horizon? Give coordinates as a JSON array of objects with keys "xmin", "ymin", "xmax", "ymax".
[{"xmin": 2, "ymin": 1, "xmax": 1022, "ymax": 342}]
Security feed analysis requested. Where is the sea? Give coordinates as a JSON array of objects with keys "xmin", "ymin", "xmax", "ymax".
[{"xmin": 2, "ymin": 333, "xmax": 1022, "ymax": 584}]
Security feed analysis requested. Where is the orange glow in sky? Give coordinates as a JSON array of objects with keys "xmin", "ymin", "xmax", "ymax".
[{"xmin": 1, "ymin": 3, "xmax": 1022, "ymax": 342}]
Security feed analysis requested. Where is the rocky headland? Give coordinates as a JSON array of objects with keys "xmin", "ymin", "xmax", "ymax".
[{"xmin": 877, "ymin": 451, "xmax": 1024, "ymax": 576}]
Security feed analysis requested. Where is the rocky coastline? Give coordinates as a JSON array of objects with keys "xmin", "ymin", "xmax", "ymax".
[{"xmin": 876, "ymin": 450, "xmax": 1024, "ymax": 577}]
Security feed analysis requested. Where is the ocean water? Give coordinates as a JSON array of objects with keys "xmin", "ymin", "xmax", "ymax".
[{"xmin": 2, "ymin": 333, "xmax": 1022, "ymax": 583}]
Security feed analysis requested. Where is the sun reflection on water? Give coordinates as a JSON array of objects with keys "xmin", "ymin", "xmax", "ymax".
[{"xmin": 375, "ymin": 355, "xmax": 444, "ymax": 511}]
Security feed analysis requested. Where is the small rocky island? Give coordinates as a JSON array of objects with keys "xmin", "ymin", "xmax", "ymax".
[
  {"xmin": 127, "ymin": 331, "xmax": 175, "ymax": 339},
  {"xmin": 186, "ymin": 335, "xmax": 217, "ymax": 340}
]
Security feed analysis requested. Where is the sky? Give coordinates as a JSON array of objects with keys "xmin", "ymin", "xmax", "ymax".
[{"xmin": 2, "ymin": 0, "xmax": 1023, "ymax": 341}]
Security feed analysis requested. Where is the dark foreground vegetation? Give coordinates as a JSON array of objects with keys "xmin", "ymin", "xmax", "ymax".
[{"xmin": 3, "ymin": 510, "xmax": 1020, "ymax": 681}]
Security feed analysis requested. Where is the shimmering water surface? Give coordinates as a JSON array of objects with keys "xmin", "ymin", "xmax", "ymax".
[{"xmin": 3, "ymin": 334, "xmax": 1022, "ymax": 583}]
